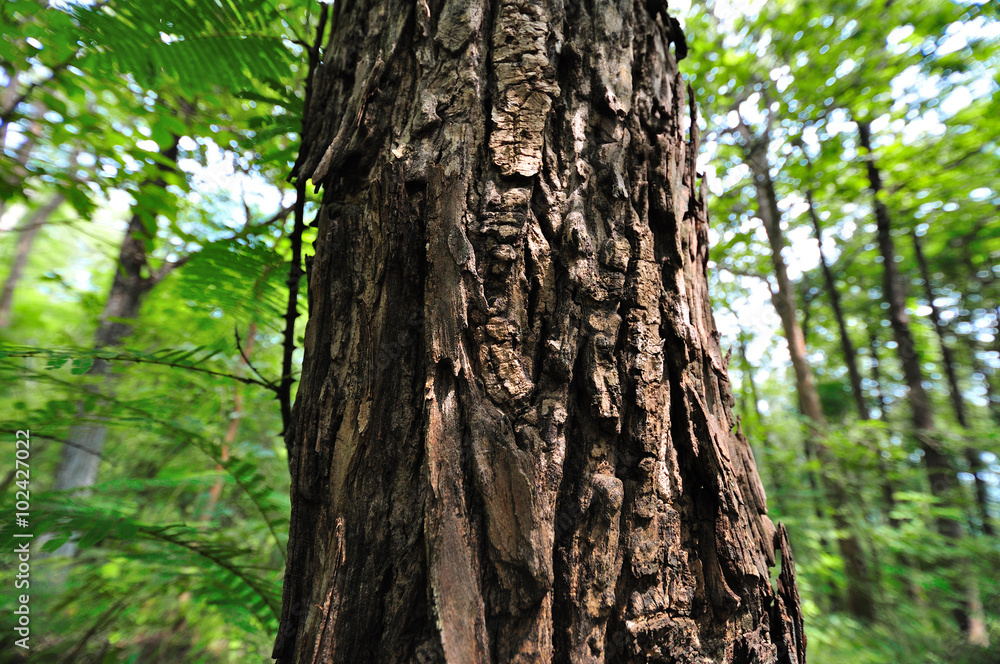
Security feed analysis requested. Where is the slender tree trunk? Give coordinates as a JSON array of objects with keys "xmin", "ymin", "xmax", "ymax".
[
  {"xmin": 910, "ymin": 232, "xmax": 967, "ymax": 428},
  {"xmin": 857, "ymin": 120, "xmax": 987, "ymax": 645},
  {"xmin": 910, "ymin": 232, "xmax": 994, "ymax": 536},
  {"xmin": 976, "ymin": 354, "xmax": 1000, "ymax": 427},
  {"xmin": 0, "ymin": 71, "xmax": 18, "ymax": 158},
  {"xmin": 0, "ymin": 93, "xmax": 38, "ymax": 222},
  {"xmin": 202, "ymin": 323, "xmax": 257, "ymax": 520},
  {"xmin": 866, "ymin": 327, "xmax": 889, "ymax": 420},
  {"xmin": 964, "ymin": 329, "xmax": 1000, "ymax": 428},
  {"xmin": 738, "ymin": 120, "xmax": 873, "ymax": 621},
  {"xmin": 274, "ymin": 3, "xmax": 805, "ymax": 663},
  {"xmin": 738, "ymin": 339, "xmax": 781, "ymax": 509},
  {"xmin": 0, "ymin": 194, "xmax": 63, "ymax": 327},
  {"xmin": 738, "ymin": 339, "xmax": 763, "ymax": 430},
  {"xmin": 858, "ymin": 121, "xmax": 954, "ymax": 504},
  {"xmin": 804, "ymin": 191, "xmax": 868, "ymax": 420},
  {"xmin": 50, "ymin": 141, "xmax": 179, "ymax": 557},
  {"xmin": 865, "ymin": 327, "xmax": 899, "ymax": 525},
  {"xmin": 745, "ymin": 169, "xmax": 822, "ymax": 424},
  {"xmin": 52, "ymin": 214, "xmax": 158, "ymax": 475},
  {"xmin": 967, "ymin": 265, "xmax": 1000, "ymax": 425}
]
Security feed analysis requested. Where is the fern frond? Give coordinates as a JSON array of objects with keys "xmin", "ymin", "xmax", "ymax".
[
  {"xmin": 68, "ymin": 0, "xmax": 299, "ymax": 95},
  {"xmin": 175, "ymin": 237, "xmax": 291, "ymax": 331},
  {"xmin": 3, "ymin": 497, "xmax": 281, "ymax": 630},
  {"xmin": 0, "ymin": 343, "xmax": 279, "ymax": 389},
  {"xmin": 0, "ymin": 362, "xmax": 289, "ymax": 556}
]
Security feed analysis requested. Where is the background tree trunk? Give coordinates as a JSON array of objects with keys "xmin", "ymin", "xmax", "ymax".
[
  {"xmin": 0, "ymin": 194, "xmax": 63, "ymax": 327},
  {"xmin": 910, "ymin": 230, "xmax": 993, "ymax": 536},
  {"xmin": 858, "ymin": 121, "xmax": 958, "ymax": 520},
  {"xmin": 857, "ymin": 120, "xmax": 987, "ymax": 646},
  {"xmin": 736, "ymin": 116, "xmax": 873, "ymax": 621},
  {"xmin": 804, "ymin": 190, "xmax": 868, "ymax": 421},
  {"xmin": 275, "ymin": 2, "xmax": 804, "ymax": 663},
  {"xmin": 50, "ymin": 141, "xmax": 180, "ymax": 557},
  {"xmin": 736, "ymin": 340, "xmax": 783, "ymax": 518}
]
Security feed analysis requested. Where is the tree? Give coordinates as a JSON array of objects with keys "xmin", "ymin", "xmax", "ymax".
[
  {"xmin": 274, "ymin": 2, "xmax": 803, "ymax": 663},
  {"xmin": 51, "ymin": 138, "xmax": 181, "ymax": 506},
  {"xmin": 0, "ymin": 193, "xmax": 64, "ymax": 327},
  {"xmin": 857, "ymin": 120, "xmax": 988, "ymax": 646},
  {"xmin": 6, "ymin": 0, "xmax": 304, "ymax": 556},
  {"xmin": 731, "ymin": 106, "xmax": 873, "ymax": 621},
  {"xmin": 911, "ymin": 229, "xmax": 994, "ymax": 537}
]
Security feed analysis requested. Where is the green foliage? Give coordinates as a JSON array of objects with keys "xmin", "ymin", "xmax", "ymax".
[
  {"xmin": 71, "ymin": 0, "xmax": 297, "ymax": 96},
  {"xmin": 1, "ymin": 0, "xmax": 310, "ymax": 659},
  {"xmin": 684, "ymin": 0, "xmax": 999, "ymax": 657},
  {"xmin": 176, "ymin": 237, "xmax": 291, "ymax": 332}
]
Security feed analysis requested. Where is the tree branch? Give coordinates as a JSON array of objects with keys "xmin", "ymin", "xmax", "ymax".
[
  {"xmin": 0, "ymin": 347, "xmax": 279, "ymax": 391},
  {"xmin": 0, "ymin": 57, "xmax": 75, "ymax": 127},
  {"xmin": 277, "ymin": 5, "xmax": 328, "ymax": 436},
  {"xmin": 235, "ymin": 325, "xmax": 274, "ymax": 390}
]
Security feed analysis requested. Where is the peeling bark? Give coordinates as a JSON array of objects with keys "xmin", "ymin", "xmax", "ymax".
[{"xmin": 275, "ymin": 2, "xmax": 804, "ymax": 662}]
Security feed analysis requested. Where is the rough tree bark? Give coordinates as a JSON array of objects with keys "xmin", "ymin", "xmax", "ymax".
[
  {"xmin": 735, "ymin": 112, "xmax": 872, "ymax": 621},
  {"xmin": 857, "ymin": 120, "xmax": 987, "ymax": 646},
  {"xmin": 275, "ymin": 1, "xmax": 805, "ymax": 663}
]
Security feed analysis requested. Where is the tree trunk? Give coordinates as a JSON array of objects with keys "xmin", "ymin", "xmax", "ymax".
[
  {"xmin": 738, "ymin": 340, "xmax": 763, "ymax": 430},
  {"xmin": 866, "ymin": 327, "xmax": 889, "ymax": 420},
  {"xmin": 51, "ymin": 215, "xmax": 158, "ymax": 473},
  {"xmin": 967, "ymin": 265, "xmax": 1000, "ymax": 426},
  {"xmin": 737, "ymin": 339, "xmax": 780, "ymax": 511},
  {"xmin": 910, "ymin": 232, "xmax": 967, "ymax": 428},
  {"xmin": 857, "ymin": 120, "xmax": 987, "ymax": 645},
  {"xmin": 50, "ymin": 141, "xmax": 179, "ymax": 556},
  {"xmin": 0, "ymin": 194, "xmax": 63, "ymax": 327},
  {"xmin": 803, "ymin": 191, "xmax": 867, "ymax": 420},
  {"xmin": 910, "ymin": 231, "xmax": 993, "ymax": 536},
  {"xmin": 274, "ymin": 2, "xmax": 805, "ymax": 663},
  {"xmin": 858, "ymin": 121, "xmax": 956, "ymax": 500},
  {"xmin": 964, "ymin": 327, "xmax": 1000, "ymax": 428},
  {"xmin": 864, "ymin": 327, "xmax": 900, "ymax": 525},
  {"xmin": 0, "ymin": 96, "xmax": 38, "ymax": 223},
  {"xmin": 737, "ymin": 117, "xmax": 873, "ymax": 621}
]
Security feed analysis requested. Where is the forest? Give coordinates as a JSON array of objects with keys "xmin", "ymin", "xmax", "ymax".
[{"xmin": 0, "ymin": 0, "xmax": 997, "ymax": 662}]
